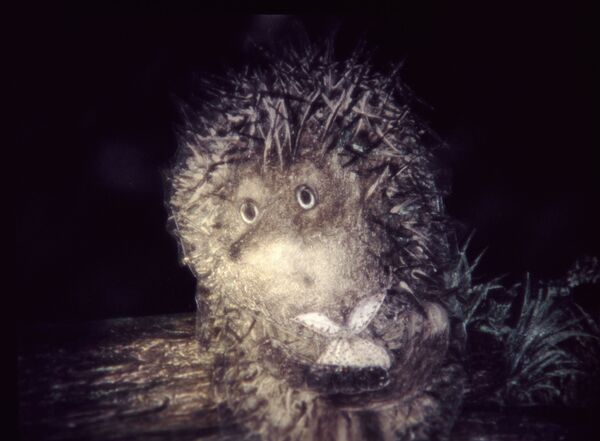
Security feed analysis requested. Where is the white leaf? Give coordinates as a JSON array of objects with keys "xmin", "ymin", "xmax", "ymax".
[
  {"xmin": 348, "ymin": 294, "xmax": 385, "ymax": 333},
  {"xmin": 295, "ymin": 312, "xmax": 342, "ymax": 336}
]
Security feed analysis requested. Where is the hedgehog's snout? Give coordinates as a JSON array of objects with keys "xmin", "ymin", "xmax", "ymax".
[{"xmin": 300, "ymin": 273, "xmax": 315, "ymax": 288}]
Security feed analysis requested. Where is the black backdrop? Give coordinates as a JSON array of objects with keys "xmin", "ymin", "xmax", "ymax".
[{"xmin": 16, "ymin": 7, "xmax": 599, "ymax": 324}]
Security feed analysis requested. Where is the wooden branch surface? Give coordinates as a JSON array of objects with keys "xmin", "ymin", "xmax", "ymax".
[
  {"xmin": 18, "ymin": 313, "xmax": 593, "ymax": 441},
  {"xmin": 18, "ymin": 314, "xmax": 242, "ymax": 441}
]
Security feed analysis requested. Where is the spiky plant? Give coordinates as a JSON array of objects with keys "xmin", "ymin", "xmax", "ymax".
[
  {"xmin": 445, "ymin": 233, "xmax": 503, "ymax": 330},
  {"xmin": 451, "ymin": 244, "xmax": 599, "ymax": 406},
  {"xmin": 500, "ymin": 275, "xmax": 593, "ymax": 404}
]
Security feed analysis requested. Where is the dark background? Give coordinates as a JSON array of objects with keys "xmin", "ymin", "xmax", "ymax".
[{"xmin": 16, "ymin": 6, "xmax": 599, "ymax": 324}]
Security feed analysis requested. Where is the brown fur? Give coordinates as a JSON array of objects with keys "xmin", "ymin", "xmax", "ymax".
[{"xmin": 168, "ymin": 44, "xmax": 464, "ymax": 440}]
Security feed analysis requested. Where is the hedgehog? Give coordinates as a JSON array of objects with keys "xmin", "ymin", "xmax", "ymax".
[{"xmin": 167, "ymin": 42, "xmax": 466, "ymax": 441}]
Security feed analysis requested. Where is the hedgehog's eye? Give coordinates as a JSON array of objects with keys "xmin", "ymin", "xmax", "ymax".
[
  {"xmin": 240, "ymin": 200, "xmax": 259, "ymax": 224},
  {"xmin": 296, "ymin": 185, "xmax": 317, "ymax": 210}
]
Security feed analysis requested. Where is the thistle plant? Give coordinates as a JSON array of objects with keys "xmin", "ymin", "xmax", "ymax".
[
  {"xmin": 500, "ymin": 275, "xmax": 594, "ymax": 405},
  {"xmin": 450, "ymin": 237, "xmax": 599, "ymax": 406}
]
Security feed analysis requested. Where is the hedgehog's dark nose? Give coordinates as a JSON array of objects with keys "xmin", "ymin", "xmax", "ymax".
[{"xmin": 302, "ymin": 274, "xmax": 315, "ymax": 287}]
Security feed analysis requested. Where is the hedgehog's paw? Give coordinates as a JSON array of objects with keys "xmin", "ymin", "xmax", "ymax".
[
  {"xmin": 424, "ymin": 302, "xmax": 449, "ymax": 337},
  {"xmin": 317, "ymin": 337, "xmax": 391, "ymax": 369}
]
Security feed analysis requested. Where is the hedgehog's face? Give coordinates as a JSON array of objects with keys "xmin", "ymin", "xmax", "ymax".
[
  {"xmin": 216, "ymin": 157, "xmax": 390, "ymax": 329},
  {"xmin": 184, "ymin": 154, "xmax": 450, "ymax": 397}
]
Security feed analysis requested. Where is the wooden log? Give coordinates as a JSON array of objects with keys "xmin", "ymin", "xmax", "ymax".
[
  {"xmin": 18, "ymin": 313, "xmax": 594, "ymax": 441},
  {"xmin": 18, "ymin": 314, "xmax": 242, "ymax": 441}
]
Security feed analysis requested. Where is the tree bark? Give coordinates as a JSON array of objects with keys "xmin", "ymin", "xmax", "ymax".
[{"xmin": 18, "ymin": 313, "xmax": 242, "ymax": 441}]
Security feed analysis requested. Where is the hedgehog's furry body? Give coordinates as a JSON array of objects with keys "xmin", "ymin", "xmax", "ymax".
[{"xmin": 169, "ymin": 44, "xmax": 465, "ymax": 440}]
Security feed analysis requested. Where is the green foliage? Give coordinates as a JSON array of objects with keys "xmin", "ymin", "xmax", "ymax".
[
  {"xmin": 501, "ymin": 276, "xmax": 592, "ymax": 404},
  {"xmin": 449, "ymin": 238, "xmax": 599, "ymax": 406}
]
